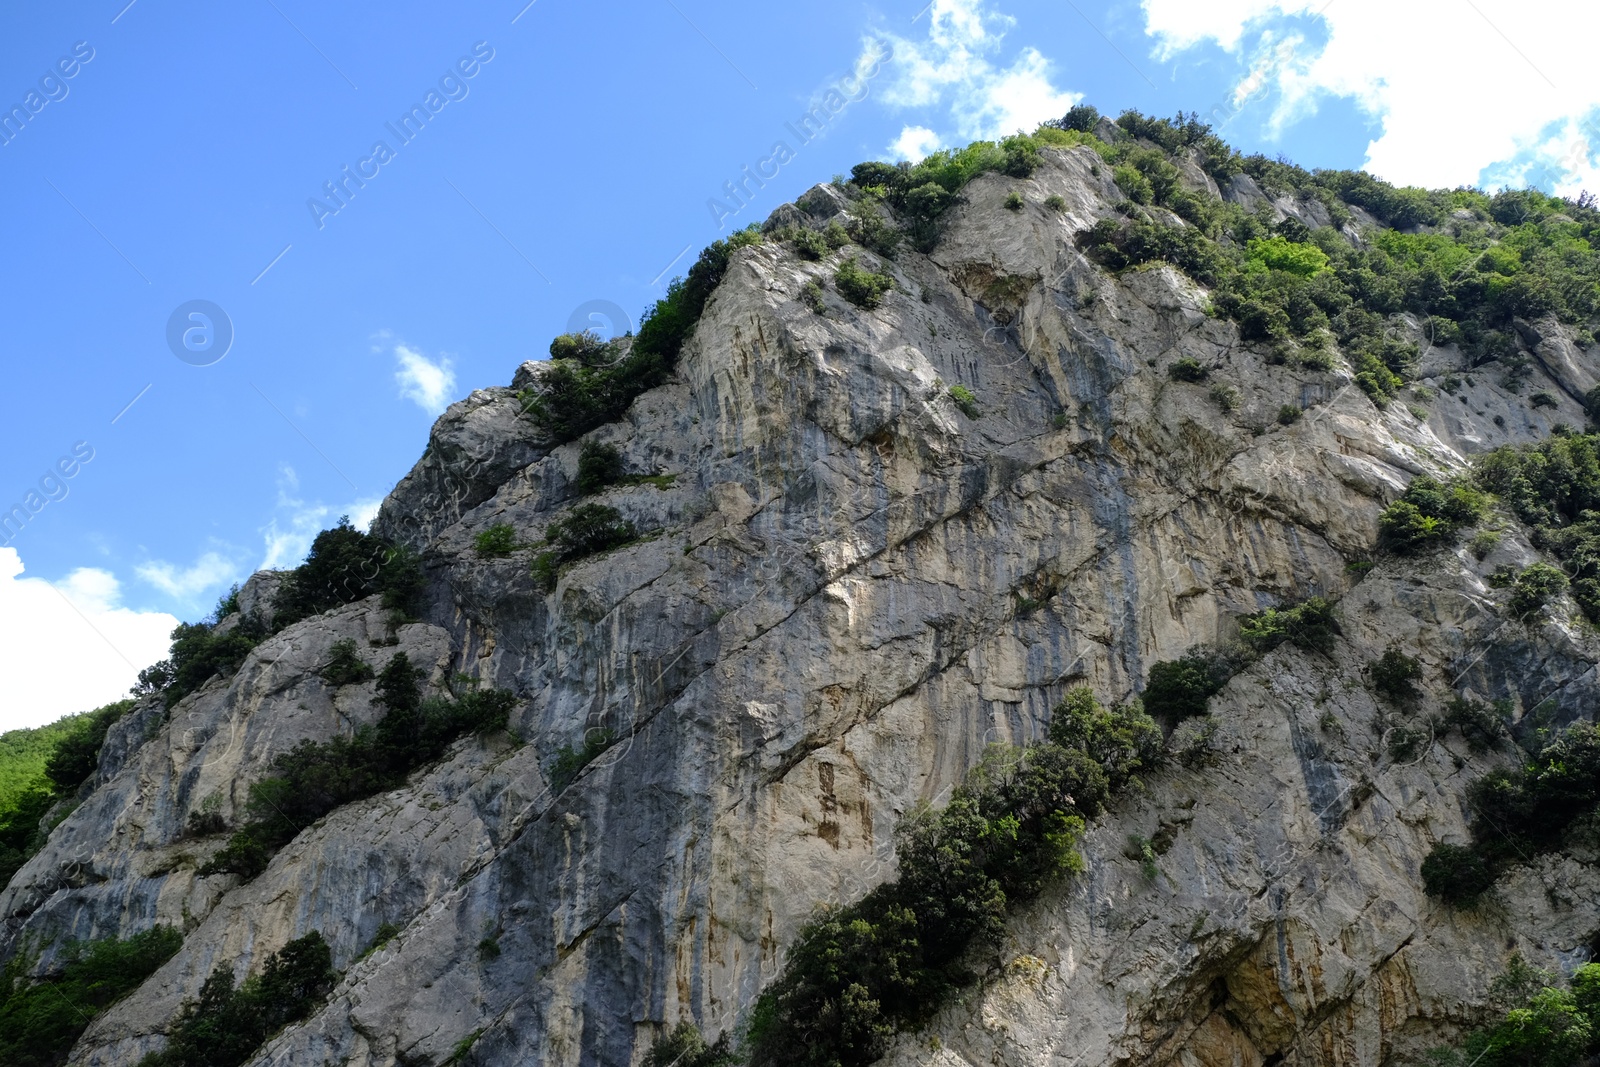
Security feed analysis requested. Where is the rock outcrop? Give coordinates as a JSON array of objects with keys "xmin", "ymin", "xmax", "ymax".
[{"xmin": 4, "ymin": 142, "xmax": 1598, "ymax": 1067}]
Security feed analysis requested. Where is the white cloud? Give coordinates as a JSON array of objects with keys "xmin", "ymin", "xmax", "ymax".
[
  {"xmin": 1140, "ymin": 0, "xmax": 1600, "ymax": 193},
  {"xmin": 136, "ymin": 551, "xmax": 240, "ymax": 605},
  {"xmin": 869, "ymin": 0, "xmax": 1079, "ymax": 155},
  {"xmin": 0, "ymin": 548, "xmax": 178, "ymax": 731},
  {"xmin": 890, "ymin": 125, "xmax": 944, "ymax": 161},
  {"xmin": 392, "ymin": 343, "xmax": 457, "ymax": 415},
  {"xmin": 259, "ymin": 466, "xmax": 382, "ymax": 572}
]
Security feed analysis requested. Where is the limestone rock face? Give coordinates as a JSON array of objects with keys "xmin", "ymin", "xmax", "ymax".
[{"xmin": 6, "ymin": 144, "xmax": 1599, "ymax": 1067}]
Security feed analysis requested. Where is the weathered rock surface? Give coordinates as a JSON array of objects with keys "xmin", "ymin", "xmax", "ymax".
[{"xmin": 4, "ymin": 143, "xmax": 1598, "ymax": 1067}]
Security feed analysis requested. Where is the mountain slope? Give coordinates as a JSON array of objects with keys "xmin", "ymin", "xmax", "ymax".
[{"xmin": 3, "ymin": 114, "xmax": 1599, "ymax": 1067}]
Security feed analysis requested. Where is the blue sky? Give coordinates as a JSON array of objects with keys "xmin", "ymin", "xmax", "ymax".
[{"xmin": 1, "ymin": 0, "xmax": 1595, "ymax": 729}]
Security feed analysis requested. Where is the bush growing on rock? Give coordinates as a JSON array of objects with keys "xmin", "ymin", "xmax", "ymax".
[
  {"xmin": 0, "ymin": 925, "xmax": 183, "ymax": 1067},
  {"xmin": 531, "ymin": 504, "xmax": 639, "ymax": 593},
  {"xmin": 138, "ymin": 932, "xmax": 336, "ymax": 1067},
  {"xmin": 1378, "ymin": 476, "xmax": 1487, "ymax": 554},
  {"xmin": 1423, "ymin": 723, "xmax": 1600, "ymax": 906},
  {"xmin": 474, "ymin": 523, "xmax": 519, "ymax": 558},
  {"xmin": 835, "ymin": 257, "xmax": 895, "ymax": 309},
  {"xmin": 319, "ymin": 638, "xmax": 373, "ymax": 687},
  {"xmin": 200, "ymin": 653, "xmax": 515, "ymax": 881},
  {"xmin": 746, "ymin": 687, "xmax": 1160, "ymax": 1067},
  {"xmin": 1508, "ymin": 562, "xmax": 1568, "ymax": 619},
  {"xmin": 1474, "ymin": 433, "xmax": 1600, "ymax": 623},
  {"xmin": 576, "ymin": 439, "xmax": 625, "ymax": 495},
  {"xmin": 1142, "ymin": 649, "xmax": 1234, "ymax": 724},
  {"xmin": 1167, "ymin": 357, "xmax": 1208, "ymax": 382},
  {"xmin": 1239, "ymin": 597, "xmax": 1340, "ymax": 655}
]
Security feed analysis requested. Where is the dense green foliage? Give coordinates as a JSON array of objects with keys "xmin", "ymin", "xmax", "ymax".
[
  {"xmin": 0, "ymin": 925, "xmax": 182, "ymax": 1067},
  {"xmin": 642, "ymin": 1022, "xmax": 738, "ymax": 1067},
  {"xmin": 319, "ymin": 638, "xmax": 374, "ymax": 687},
  {"xmin": 1423, "ymin": 724, "xmax": 1600, "ymax": 904},
  {"xmin": 273, "ymin": 517, "xmax": 423, "ymax": 628},
  {"xmin": 1043, "ymin": 109, "xmax": 1600, "ymax": 408},
  {"xmin": 1368, "ymin": 647, "xmax": 1422, "ymax": 704},
  {"xmin": 138, "ymin": 932, "xmax": 336, "ymax": 1067},
  {"xmin": 1378, "ymin": 475, "xmax": 1488, "ymax": 554},
  {"xmin": 745, "ymin": 688, "xmax": 1160, "ymax": 1067},
  {"xmin": 199, "ymin": 653, "xmax": 514, "ymax": 881},
  {"xmin": 1238, "ymin": 596, "xmax": 1340, "ymax": 654},
  {"xmin": 522, "ymin": 229, "xmax": 763, "ymax": 445},
  {"xmin": 834, "ymin": 258, "xmax": 895, "ymax": 309},
  {"xmin": 1432, "ymin": 958, "xmax": 1600, "ymax": 1067},
  {"xmin": 129, "ymin": 517, "xmax": 422, "ymax": 715},
  {"xmin": 1142, "ymin": 648, "xmax": 1235, "ymax": 724},
  {"xmin": 1475, "ymin": 433, "xmax": 1600, "ymax": 621},
  {"xmin": 474, "ymin": 523, "xmax": 518, "ymax": 558},
  {"xmin": 531, "ymin": 503, "xmax": 639, "ymax": 593},
  {"xmin": 947, "ymin": 384, "xmax": 980, "ymax": 418},
  {"xmin": 0, "ymin": 700, "xmax": 136, "ymax": 889},
  {"xmin": 576, "ymin": 439, "xmax": 625, "ymax": 495}
]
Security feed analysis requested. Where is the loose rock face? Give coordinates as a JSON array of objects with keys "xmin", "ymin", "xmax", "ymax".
[{"xmin": 6, "ymin": 144, "xmax": 1598, "ymax": 1067}]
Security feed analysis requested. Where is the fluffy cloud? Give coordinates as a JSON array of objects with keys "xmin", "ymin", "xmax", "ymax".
[
  {"xmin": 890, "ymin": 125, "xmax": 943, "ymax": 161},
  {"xmin": 872, "ymin": 0, "xmax": 1079, "ymax": 157},
  {"xmin": 1140, "ymin": 0, "xmax": 1600, "ymax": 193},
  {"xmin": 260, "ymin": 466, "xmax": 381, "ymax": 572},
  {"xmin": 392, "ymin": 343, "xmax": 457, "ymax": 415},
  {"xmin": 0, "ymin": 548, "xmax": 178, "ymax": 731},
  {"xmin": 136, "ymin": 551, "xmax": 241, "ymax": 606}
]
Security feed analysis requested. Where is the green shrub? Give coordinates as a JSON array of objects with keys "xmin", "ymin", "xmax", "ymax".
[
  {"xmin": 1209, "ymin": 383, "xmax": 1239, "ymax": 412},
  {"xmin": 835, "ymin": 258, "xmax": 895, "ymax": 310},
  {"xmin": 200, "ymin": 653, "xmax": 515, "ymax": 881},
  {"xmin": 138, "ymin": 932, "xmax": 336, "ymax": 1067},
  {"xmin": 272, "ymin": 517, "xmax": 423, "ymax": 630},
  {"xmin": 1475, "ymin": 433, "xmax": 1600, "ymax": 622},
  {"xmin": 549, "ymin": 728, "xmax": 617, "ymax": 793},
  {"xmin": 474, "ymin": 523, "xmax": 519, "ymax": 558},
  {"xmin": 800, "ymin": 279, "xmax": 826, "ymax": 314},
  {"xmin": 948, "ymin": 384, "xmax": 980, "ymax": 418},
  {"xmin": 1508, "ymin": 562, "xmax": 1568, "ymax": 619},
  {"xmin": 1440, "ymin": 696, "xmax": 1509, "ymax": 753},
  {"xmin": 1245, "ymin": 235, "xmax": 1329, "ymax": 277},
  {"xmin": 1277, "ymin": 403, "xmax": 1302, "ymax": 425},
  {"xmin": 1421, "ymin": 842, "xmax": 1497, "ymax": 905},
  {"xmin": 1238, "ymin": 597, "xmax": 1340, "ymax": 655},
  {"xmin": 1378, "ymin": 476, "xmax": 1487, "ymax": 554},
  {"xmin": 1368, "ymin": 647, "xmax": 1421, "ymax": 704},
  {"xmin": 747, "ymin": 687, "xmax": 1158, "ymax": 1067},
  {"xmin": 1433, "ymin": 960, "xmax": 1599, "ymax": 1067},
  {"xmin": 642, "ymin": 1022, "xmax": 737, "ymax": 1067},
  {"xmin": 1531, "ymin": 390, "xmax": 1560, "ymax": 409},
  {"xmin": 1043, "ymin": 194, "xmax": 1066, "ymax": 212},
  {"xmin": 1423, "ymin": 723, "xmax": 1600, "ymax": 906},
  {"xmin": 545, "ymin": 503, "xmax": 636, "ymax": 560},
  {"xmin": 576, "ymin": 439, "xmax": 625, "ymax": 495},
  {"xmin": 788, "ymin": 227, "xmax": 829, "ymax": 261},
  {"xmin": 320, "ymin": 639, "xmax": 373, "ymax": 687},
  {"xmin": 0, "ymin": 925, "xmax": 183, "ymax": 1067},
  {"xmin": 1167, "ymin": 357, "xmax": 1207, "ymax": 382},
  {"xmin": 1142, "ymin": 649, "xmax": 1233, "ymax": 724},
  {"xmin": 1112, "ymin": 163, "xmax": 1153, "ymax": 205},
  {"xmin": 523, "ymin": 229, "xmax": 761, "ymax": 445},
  {"xmin": 1002, "ymin": 191, "xmax": 1024, "ymax": 211}
]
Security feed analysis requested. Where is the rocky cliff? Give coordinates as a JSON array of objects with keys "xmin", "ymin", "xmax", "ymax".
[{"xmin": 5, "ymin": 135, "xmax": 1599, "ymax": 1067}]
